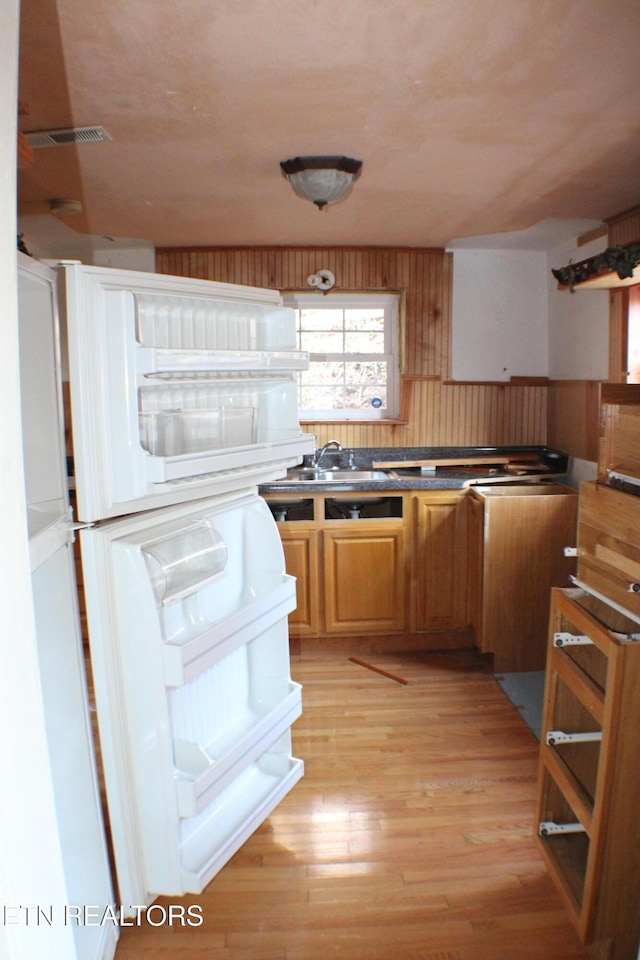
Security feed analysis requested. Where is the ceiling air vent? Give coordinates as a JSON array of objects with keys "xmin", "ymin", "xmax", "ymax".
[{"xmin": 24, "ymin": 126, "xmax": 112, "ymax": 148}]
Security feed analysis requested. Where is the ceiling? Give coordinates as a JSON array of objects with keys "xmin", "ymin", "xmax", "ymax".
[{"xmin": 16, "ymin": 0, "xmax": 640, "ymax": 251}]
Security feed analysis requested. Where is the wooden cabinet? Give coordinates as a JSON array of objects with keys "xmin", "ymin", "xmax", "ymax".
[
  {"xmin": 263, "ymin": 489, "xmax": 477, "ymax": 642},
  {"xmin": 536, "ymin": 587, "xmax": 640, "ymax": 960},
  {"xmin": 262, "ymin": 492, "xmax": 410, "ymax": 639},
  {"xmin": 576, "ymin": 479, "xmax": 640, "ymax": 619},
  {"xmin": 264, "ymin": 482, "xmax": 577, "ymax": 654},
  {"xmin": 323, "ymin": 523, "xmax": 406, "ymax": 633},
  {"xmin": 278, "ymin": 527, "xmax": 320, "ymax": 636},
  {"xmin": 468, "ymin": 483, "xmax": 578, "ymax": 672},
  {"xmin": 412, "ymin": 491, "xmax": 470, "ymax": 636}
]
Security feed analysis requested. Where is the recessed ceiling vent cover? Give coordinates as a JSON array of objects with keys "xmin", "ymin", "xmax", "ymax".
[{"xmin": 24, "ymin": 126, "xmax": 112, "ymax": 148}]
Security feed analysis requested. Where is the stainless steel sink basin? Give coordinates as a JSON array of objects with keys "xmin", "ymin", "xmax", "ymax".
[{"xmin": 284, "ymin": 468, "xmax": 389, "ymax": 483}]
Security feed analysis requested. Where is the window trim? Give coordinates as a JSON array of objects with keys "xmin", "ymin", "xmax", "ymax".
[
  {"xmin": 283, "ymin": 290, "xmax": 401, "ymax": 421},
  {"xmin": 610, "ymin": 283, "xmax": 640, "ymax": 383}
]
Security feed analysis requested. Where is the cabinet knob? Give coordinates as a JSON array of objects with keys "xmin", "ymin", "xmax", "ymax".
[{"xmin": 628, "ymin": 582, "xmax": 640, "ymax": 593}]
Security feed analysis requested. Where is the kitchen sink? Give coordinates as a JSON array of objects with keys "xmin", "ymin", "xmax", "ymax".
[{"xmin": 284, "ymin": 468, "xmax": 389, "ymax": 483}]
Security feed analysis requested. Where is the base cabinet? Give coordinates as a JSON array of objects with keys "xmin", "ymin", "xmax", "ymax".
[
  {"xmin": 536, "ymin": 587, "xmax": 640, "ymax": 960},
  {"xmin": 468, "ymin": 483, "xmax": 578, "ymax": 672},
  {"xmin": 263, "ymin": 483, "xmax": 576, "ymax": 657},
  {"xmin": 412, "ymin": 491, "xmax": 469, "ymax": 634},
  {"xmin": 263, "ymin": 491, "xmax": 453, "ymax": 641}
]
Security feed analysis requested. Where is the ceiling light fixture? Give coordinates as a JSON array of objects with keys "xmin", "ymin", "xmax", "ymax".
[
  {"xmin": 280, "ymin": 156, "xmax": 362, "ymax": 210},
  {"xmin": 49, "ymin": 198, "xmax": 83, "ymax": 216}
]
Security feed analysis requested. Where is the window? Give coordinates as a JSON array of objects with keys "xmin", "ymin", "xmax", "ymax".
[
  {"xmin": 283, "ymin": 292, "xmax": 400, "ymax": 420},
  {"xmin": 626, "ymin": 285, "xmax": 640, "ymax": 382}
]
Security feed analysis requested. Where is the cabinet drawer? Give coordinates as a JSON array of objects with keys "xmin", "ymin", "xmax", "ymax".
[
  {"xmin": 577, "ymin": 481, "xmax": 640, "ymax": 619},
  {"xmin": 544, "ymin": 676, "xmax": 602, "ymax": 809},
  {"xmin": 550, "ymin": 590, "xmax": 610, "ymax": 704},
  {"xmin": 537, "ymin": 773, "xmax": 591, "ymax": 932}
]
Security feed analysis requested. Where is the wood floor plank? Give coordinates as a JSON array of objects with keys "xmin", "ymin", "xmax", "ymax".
[{"xmin": 114, "ymin": 648, "xmax": 590, "ymax": 959}]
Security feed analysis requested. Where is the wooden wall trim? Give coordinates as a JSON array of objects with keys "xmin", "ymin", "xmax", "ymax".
[{"xmin": 600, "ymin": 383, "xmax": 640, "ymax": 405}]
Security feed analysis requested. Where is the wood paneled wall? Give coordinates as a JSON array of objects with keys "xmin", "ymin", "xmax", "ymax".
[
  {"xmin": 156, "ymin": 246, "xmax": 547, "ymax": 450},
  {"xmin": 608, "ymin": 205, "xmax": 640, "ymax": 246}
]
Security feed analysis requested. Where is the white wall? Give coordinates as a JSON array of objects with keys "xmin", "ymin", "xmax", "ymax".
[
  {"xmin": 547, "ymin": 236, "xmax": 609, "ymax": 380},
  {"xmin": 450, "ymin": 248, "xmax": 548, "ymax": 381},
  {"xmin": 449, "ymin": 233, "xmax": 610, "ymax": 384},
  {"xmin": 449, "ymin": 233, "xmax": 610, "ymax": 484}
]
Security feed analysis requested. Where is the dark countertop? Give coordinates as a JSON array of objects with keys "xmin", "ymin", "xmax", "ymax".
[{"xmin": 259, "ymin": 445, "xmax": 570, "ymax": 494}]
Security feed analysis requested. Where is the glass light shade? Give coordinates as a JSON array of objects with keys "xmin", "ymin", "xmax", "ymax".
[{"xmin": 280, "ymin": 156, "xmax": 362, "ymax": 210}]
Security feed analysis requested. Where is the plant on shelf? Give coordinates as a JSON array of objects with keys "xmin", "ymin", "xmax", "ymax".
[{"xmin": 552, "ymin": 241, "xmax": 640, "ymax": 291}]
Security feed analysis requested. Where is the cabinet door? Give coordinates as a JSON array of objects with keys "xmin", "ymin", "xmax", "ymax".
[
  {"xmin": 477, "ymin": 487, "xmax": 578, "ymax": 672},
  {"xmin": 278, "ymin": 528, "xmax": 320, "ymax": 636},
  {"xmin": 466, "ymin": 492, "xmax": 487, "ymax": 650},
  {"xmin": 322, "ymin": 525, "xmax": 406, "ymax": 633},
  {"xmin": 413, "ymin": 492, "xmax": 469, "ymax": 633}
]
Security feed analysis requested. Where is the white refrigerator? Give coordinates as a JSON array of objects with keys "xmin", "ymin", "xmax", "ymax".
[{"xmin": 18, "ymin": 252, "xmax": 313, "ymax": 950}]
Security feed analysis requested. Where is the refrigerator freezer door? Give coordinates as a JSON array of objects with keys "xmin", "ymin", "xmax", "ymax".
[
  {"xmin": 80, "ymin": 491, "xmax": 303, "ymax": 909},
  {"xmin": 18, "ymin": 254, "xmax": 69, "ymax": 552},
  {"xmin": 61, "ymin": 264, "xmax": 314, "ymax": 521}
]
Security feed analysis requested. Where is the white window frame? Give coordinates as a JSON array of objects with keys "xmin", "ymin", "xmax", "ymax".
[{"xmin": 283, "ymin": 291, "xmax": 401, "ymax": 420}]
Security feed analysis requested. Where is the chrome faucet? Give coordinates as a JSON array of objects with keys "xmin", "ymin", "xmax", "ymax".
[{"xmin": 315, "ymin": 440, "xmax": 342, "ymax": 467}]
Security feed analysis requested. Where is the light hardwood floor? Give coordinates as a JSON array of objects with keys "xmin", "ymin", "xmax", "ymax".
[{"xmin": 114, "ymin": 647, "xmax": 590, "ymax": 959}]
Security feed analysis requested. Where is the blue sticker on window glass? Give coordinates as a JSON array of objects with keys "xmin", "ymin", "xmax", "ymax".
[{"xmin": 371, "ymin": 397, "xmax": 382, "ymax": 408}]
